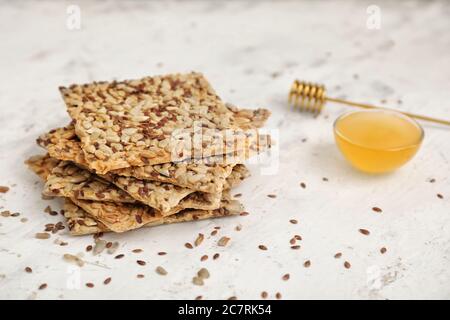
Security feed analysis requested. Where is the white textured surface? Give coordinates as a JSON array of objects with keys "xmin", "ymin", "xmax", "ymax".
[{"xmin": 0, "ymin": 0, "xmax": 449, "ymax": 300}]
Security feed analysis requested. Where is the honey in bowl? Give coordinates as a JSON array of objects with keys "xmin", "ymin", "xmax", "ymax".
[{"xmin": 334, "ymin": 110, "xmax": 424, "ymax": 173}]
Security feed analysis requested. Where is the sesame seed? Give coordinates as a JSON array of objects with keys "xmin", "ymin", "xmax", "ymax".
[
  {"xmin": 194, "ymin": 233, "xmax": 204, "ymax": 247},
  {"xmin": 156, "ymin": 266, "xmax": 167, "ymax": 276},
  {"xmin": 103, "ymin": 277, "xmax": 111, "ymax": 285},
  {"xmin": 218, "ymin": 236, "xmax": 230, "ymax": 247},
  {"xmin": 258, "ymin": 245, "xmax": 268, "ymax": 251}
]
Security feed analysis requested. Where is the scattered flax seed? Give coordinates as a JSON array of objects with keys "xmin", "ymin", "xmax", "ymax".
[
  {"xmin": 192, "ymin": 276, "xmax": 204, "ymax": 286},
  {"xmin": 235, "ymin": 224, "xmax": 242, "ymax": 231},
  {"xmin": 289, "ymin": 238, "xmax": 296, "ymax": 245},
  {"xmin": 194, "ymin": 233, "xmax": 204, "ymax": 247},
  {"xmin": 294, "ymin": 235, "xmax": 302, "ymax": 241},
  {"xmin": 372, "ymin": 207, "xmax": 382, "ymax": 213},
  {"xmin": 437, "ymin": 194, "xmax": 444, "ymax": 199},
  {"xmin": 132, "ymin": 249, "xmax": 143, "ymax": 253},
  {"xmin": 213, "ymin": 253, "xmax": 220, "ymax": 260},
  {"xmin": 137, "ymin": 274, "xmax": 145, "ymax": 279},
  {"xmin": 239, "ymin": 211, "xmax": 249, "ymax": 216},
  {"xmin": 359, "ymin": 229, "xmax": 370, "ymax": 236},
  {"xmin": 334, "ymin": 252, "xmax": 342, "ymax": 259},
  {"xmin": 289, "ymin": 219, "xmax": 298, "ymax": 224},
  {"xmin": 344, "ymin": 261, "xmax": 351, "ymax": 269},
  {"xmin": 11, "ymin": 212, "xmax": 20, "ymax": 217},
  {"xmin": 322, "ymin": 177, "xmax": 329, "ymax": 182},
  {"xmin": 380, "ymin": 247, "xmax": 387, "ymax": 254},
  {"xmin": 218, "ymin": 236, "xmax": 230, "ymax": 247},
  {"xmin": 1, "ymin": 211, "xmax": 11, "ymax": 217},
  {"xmin": 258, "ymin": 245, "xmax": 268, "ymax": 251},
  {"xmin": 107, "ymin": 242, "xmax": 119, "ymax": 254},
  {"xmin": 63, "ymin": 254, "xmax": 84, "ymax": 267},
  {"xmin": 304, "ymin": 260, "xmax": 311, "ymax": 268},
  {"xmin": 300, "ymin": 182, "xmax": 306, "ymax": 189},
  {"xmin": 106, "ymin": 242, "xmax": 112, "ymax": 249},
  {"xmin": 214, "ymin": 226, "xmax": 221, "ymax": 230},
  {"xmin": 195, "ymin": 296, "xmax": 203, "ymax": 300},
  {"xmin": 86, "ymin": 283, "xmax": 94, "ymax": 288},
  {"xmin": 86, "ymin": 245, "xmax": 93, "ymax": 252},
  {"xmin": 276, "ymin": 292, "xmax": 282, "ymax": 299},
  {"xmin": 267, "ymin": 194, "xmax": 277, "ymax": 198},
  {"xmin": 261, "ymin": 291, "xmax": 268, "ymax": 299},
  {"xmin": 291, "ymin": 245, "xmax": 301, "ymax": 250},
  {"xmin": 38, "ymin": 283, "xmax": 47, "ymax": 290},
  {"xmin": 136, "ymin": 260, "xmax": 146, "ymax": 266},
  {"xmin": 228, "ymin": 296, "xmax": 237, "ymax": 300},
  {"xmin": 158, "ymin": 252, "xmax": 167, "ymax": 256},
  {"xmin": 156, "ymin": 266, "xmax": 168, "ymax": 276},
  {"xmin": 103, "ymin": 277, "xmax": 111, "ymax": 285},
  {"xmin": 210, "ymin": 230, "xmax": 218, "ymax": 236},
  {"xmin": 35, "ymin": 232, "xmax": 50, "ymax": 240},
  {"xmin": 44, "ymin": 205, "xmax": 51, "ymax": 214},
  {"xmin": 25, "ymin": 267, "xmax": 32, "ymax": 273},
  {"xmin": 185, "ymin": 242, "xmax": 193, "ymax": 249},
  {"xmin": 0, "ymin": 186, "xmax": 9, "ymax": 193},
  {"xmin": 234, "ymin": 193, "xmax": 242, "ymax": 198},
  {"xmin": 429, "ymin": 178, "xmax": 436, "ymax": 183},
  {"xmin": 282, "ymin": 274, "xmax": 290, "ymax": 281},
  {"xmin": 200, "ymin": 255, "xmax": 208, "ymax": 262},
  {"xmin": 198, "ymin": 268, "xmax": 210, "ymax": 279},
  {"xmin": 20, "ymin": 218, "xmax": 28, "ymax": 223},
  {"xmin": 114, "ymin": 254, "xmax": 124, "ymax": 259}
]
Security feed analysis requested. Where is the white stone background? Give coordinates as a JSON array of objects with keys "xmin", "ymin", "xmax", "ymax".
[{"xmin": 0, "ymin": 0, "xmax": 449, "ymax": 300}]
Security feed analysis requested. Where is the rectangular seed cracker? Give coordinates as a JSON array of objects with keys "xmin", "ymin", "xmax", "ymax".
[{"xmin": 59, "ymin": 72, "xmax": 270, "ymax": 173}]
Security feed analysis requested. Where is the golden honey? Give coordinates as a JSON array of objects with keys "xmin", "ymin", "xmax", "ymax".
[{"xmin": 334, "ymin": 110, "xmax": 424, "ymax": 173}]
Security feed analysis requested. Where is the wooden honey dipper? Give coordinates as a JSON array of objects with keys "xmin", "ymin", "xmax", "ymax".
[{"xmin": 288, "ymin": 80, "xmax": 450, "ymax": 126}]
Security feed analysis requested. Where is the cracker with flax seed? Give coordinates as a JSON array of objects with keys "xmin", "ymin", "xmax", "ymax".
[
  {"xmin": 38, "ymin": 125, "xmax": 265, "ymax": 194},
  {"xmin": 25, "ymin": 154, "xmax": 60, "ymax": 180},
  {"xmin": 65, "ymin": 195, "xmax": 243, "ymax": 235},
  {"xmin": 59, "ymin": 72, "xmax": 270, "ymax": 173},
  {"xmin": 43, "ymin": 161, "xmax": 136, "ymax": 203}
]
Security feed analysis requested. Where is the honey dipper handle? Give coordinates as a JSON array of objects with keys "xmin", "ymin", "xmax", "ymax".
[{"xmin": 327, "ymin": 97, "xmax": 450, "ymax": 126}]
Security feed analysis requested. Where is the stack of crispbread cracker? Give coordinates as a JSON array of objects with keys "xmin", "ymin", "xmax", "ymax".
[{"xmin": 26, "ymin": 72, "xmax": 271, "ymax": 236}]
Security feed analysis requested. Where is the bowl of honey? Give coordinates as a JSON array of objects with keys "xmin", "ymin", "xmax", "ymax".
[{"xmin": 333, "ymin": 109, "xmax": 424, "ymax": 173}]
